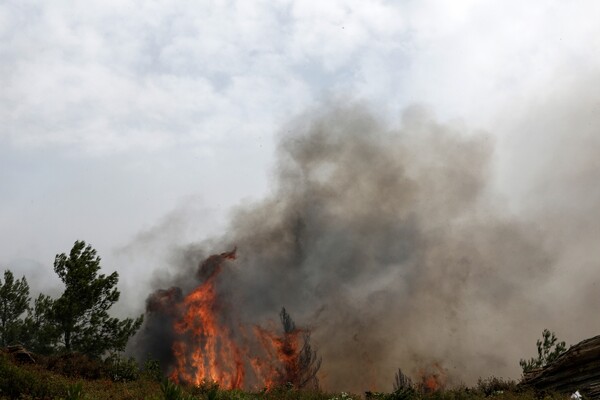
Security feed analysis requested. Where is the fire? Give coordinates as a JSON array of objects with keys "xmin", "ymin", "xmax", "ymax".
[
  {"xmin": 253, "ymin": 324, "xmax": 305, "ymax": 388},
  {"xmin": 167, "ymin": 248, "xmax": 315, "ymax": 389},
  {"xmin": 416, "ymin": 362, "xmax": 447, "ymax": 393},
  {"xmin": 169, "ymin": 249, "xmax": 244, "ymax": 388}
]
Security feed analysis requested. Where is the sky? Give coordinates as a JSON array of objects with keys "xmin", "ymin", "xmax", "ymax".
[{"xmin": 2, "ymin": 0, "xmax": 600, "ymax": 358}]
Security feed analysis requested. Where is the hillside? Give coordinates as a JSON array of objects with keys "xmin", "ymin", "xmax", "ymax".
[{"xmin": 0, "ymin": 348, "xmax": 569, "ymax": 400}]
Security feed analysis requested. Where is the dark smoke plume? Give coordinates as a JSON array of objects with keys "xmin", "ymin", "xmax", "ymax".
[{"xmin": 134, "ymin": 103, "xmax": 557, "ymax": 392}]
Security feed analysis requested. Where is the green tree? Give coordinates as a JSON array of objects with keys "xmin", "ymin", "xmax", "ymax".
[
  {"xmin": 22, "ymin": 293, "xmax": 58, "ymax": 354},
  {"xmin": 520, "ymin": 329, "xmax": 567, "ymax": 373},
  {"xmin": 52, "ymin": 240, "xmax": 143, "ymax": 357},
  {"xmin": 0, "ymin": 270, "xmax": 30, "ymax": 346}
]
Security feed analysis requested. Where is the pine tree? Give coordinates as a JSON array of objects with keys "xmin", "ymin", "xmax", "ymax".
[
  {"xmin": 277, "ymin": 307, "xmax": 321, "ymax": 389},
  {"xmin": 0, "ymin": 270, "xmax": 30, "ymax": 346},
  {"xmin": 520, "ymin": 329, "xmax": 567, "ymax": 373},
  {"xmin": 52, "ymin": 240, "xmax": 143, "ymax": 357},
  {"xmin": 22, "ymin": 294, "xmax": 58, "ymax": 354}
]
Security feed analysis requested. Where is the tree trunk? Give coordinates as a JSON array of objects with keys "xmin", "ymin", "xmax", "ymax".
[{"xmin": 65, "ymin": 329, "xmax": 71, "ymax": 351}]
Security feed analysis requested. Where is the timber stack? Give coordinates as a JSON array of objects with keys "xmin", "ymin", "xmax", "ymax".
[{"xmin": 521, "ymin": 334, "xmax": 600, "ymax": 399}]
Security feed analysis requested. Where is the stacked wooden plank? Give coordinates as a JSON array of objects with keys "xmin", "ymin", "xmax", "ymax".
[{"xmin": 521, "ymin": 334, "xmax": 600, "ymax": 399}]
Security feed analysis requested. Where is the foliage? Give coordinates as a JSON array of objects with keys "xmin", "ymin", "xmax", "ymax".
[
  {"xmin": 366, "ymin": 388, "xmax": 419, "ymax": 400},
  {"xmin": 0, "ymin": 352, "xmax": 70, "ymax": 398},
  {"xmin": 63, "ymin": 382, "xmax": 87, "ymax": 400},
  {"xmin": 161, "ymin": 379, "xmax": 194, "ymax": 400},
  {"xmin": 329, "ymin": 392, "xmax": 356, "ymax": 400},
  {"xmin": 45, "ymin": 352, "xmax": 108, "ymax": 380},
  {"xmin": 191, "ymin": 379, "xmax": 220, "ymax": 399},
  {"xmin": 0, "ymin": 351, "xmax": 162, "ymax": 400},
  {"xmin": 142, "ymin": 357, "xmax": 164, "ymax": 382},
  {"xmin": 44, "ymin": 352, "xmax": 143, "ymax": 383},
  {"xmin": 0, "ymin": 269, "xmax": 30, "ymax": 346},
  {"xmin": 0, "ymin": 350, "xmax": 570, "ymax": 400},
  {"xmin": 476, "ymin": 377, "xmax": 517, "ymax": 396},
  {"xmin": 519, "ymin": 329, "xmax": 567, "ymax": 373},
  {"xmin": 22, "ymin": 293, "xmax": 59, "ymax": 354},
  {"xmin": 51, "ymin": 240, "xmax": 144, "ymax": 357},
  {"xmin": 104, "ymin": 353, "xmax": 140, "ymax": 382},
  {"xmin": 389, "ymin": 387, "xmax": 419, "ymax": 400}
]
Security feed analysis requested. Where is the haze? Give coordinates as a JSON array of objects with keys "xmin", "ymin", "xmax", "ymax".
[{"xmin": 2, "ymin": 0, "xmax": 600, "ymax": 389}]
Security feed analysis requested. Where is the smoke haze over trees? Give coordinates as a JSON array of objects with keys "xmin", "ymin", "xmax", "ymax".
[
  {"xmin": 2, "ymin": 1, "xmax": 600, "ymax": 395},
  {"xmin": 133, "ymin": 102, "xmax": 583, "ymax": 392},
  {"xmin": 0, "ymin": 241, "xmax": 142, "ymax": 358}
]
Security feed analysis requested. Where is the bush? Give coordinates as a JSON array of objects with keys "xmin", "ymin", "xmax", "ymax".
[
  {"xmin": 142, "ymin": 357, "xmax": 163, "ymax": 382},
  {"xmin": 476, "ymin": 377, "xmax": 517, "ymax": 396},
  {"xmin": 389, "ymin": 387, "xmax": 419, "ymax": 400},
  {"xmin": 104, "ymin": 354, "xmax": 140, "ymax": 382},
  {"xmin": 191, "ymin": 379, "xmax": 220, "ymax": 399},
  {"xmin": 365, "ymin": 388, "xmax": 418, "ymax": 400},
  {"xmin": 64, "ymin": 382, "xmax": 87, "ymax": 400},
  {"xmin": 161, "ymin": 379, "xmax": 194, "ymax": 400},
  {"xmin": 330, "ymin": 392, "xmax": 358, "ymax": 400},
  {"xmin": 0, "ymin": 352, "xmax": 69, "ymax": 398},
  {"xmin": 45, "ymin": 352, "xmax": 107, "ymax": 379}
]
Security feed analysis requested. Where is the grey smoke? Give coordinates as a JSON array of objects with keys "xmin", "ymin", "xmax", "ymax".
[{"xmin": 135, "ymin": 100, "xmax": 578, "ymax": 392}]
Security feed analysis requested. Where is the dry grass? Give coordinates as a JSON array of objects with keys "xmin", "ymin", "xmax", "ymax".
[{"xmin": 0, "ymin": 353, "xmax": 571, "ymax": 400}]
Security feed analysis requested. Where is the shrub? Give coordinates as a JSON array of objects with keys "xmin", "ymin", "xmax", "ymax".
[
  {"xmin": 45, "ymin": 352, "xmax": 107, "ymax": 379},
  {"xmin": 389, "ymin": 387, "xmax": 419, "ymax": 400},
  {"xmin": 0, "ymin": 352, "xmax": 69, "ymax": 398},
  {"xmin": 476, "ymin": 377, "xmax": 517, "ymax": 396},
  {"xmin": 330, "ymin": 392, "xmax": 357, "ymax": 400},
  {"xmin": 365, "ymin": 388, "xmax": 419, "ymax": 400},
  {"xmin": 143, "ymin": 357, "xmax": 163, "ymax": 382},
  {"xmin": 104, "ymin": 353, "xmax": 140, "ymax": 382},
  {"xmin": 64, "ymin": 382, "xmax": 86, "ymax": 400},
  {"xmin": 191, "ymin": 379, "xmax": 220, "ymax": 399},
  {"xmin": 161, "ymin": 379, "xmax": 194, "ymax": 400}
]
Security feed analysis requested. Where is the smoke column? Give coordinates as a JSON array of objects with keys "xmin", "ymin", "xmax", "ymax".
[{"xmin": 135, "ymin": 102, "xmax": 559, "ymax": 392}]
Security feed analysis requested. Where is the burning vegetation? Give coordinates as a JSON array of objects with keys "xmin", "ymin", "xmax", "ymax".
[
  {"xmin": 133, "ymin": 104, "xmax": 562, "ymax": 393},
  {"xmin": 143, "ymin": 248, "xmax": 320, "ymax": 390},
  {"xmin": 169, "ymin": 248, "xmax": 242, "ymax": 388}
]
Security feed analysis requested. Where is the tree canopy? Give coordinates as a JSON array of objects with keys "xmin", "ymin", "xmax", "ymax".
[
  {"xmin": 520, "ymin": 329, "xmax": 567, "ymax": 373},
  {"xmin": 0, "ymin": 270, "xmax": 30, "ymax": 346},
  {"xmin": 22, "ymin": 293, "xmax": 57, "ymax": 354},
  {"xmin": 51, "ymin": 240, "xmax": 143, "ymax": 357},
  {"xmin": 278, "ymin": 307, "xmax": 321, "ymax": 389}
]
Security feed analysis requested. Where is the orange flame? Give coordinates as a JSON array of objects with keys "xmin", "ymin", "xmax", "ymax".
[
  {"xmin": 253, "ymin": 324, "xmax": 305, "ymax": 388},
  {"xmin": 170, "ymin": 249, "xmax": 245, "ymax": 388},
  {"xmin": 416, "ymin": 362, "xmax": 447, "ymax": 393},
  {"xmin": 168, "ymin": 248, "xmax": 301, "ymax": 389}
]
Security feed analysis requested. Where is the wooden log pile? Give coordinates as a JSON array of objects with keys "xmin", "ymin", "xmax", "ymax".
[{"xmin": 521, "ymin": 334, "xmax": 600, "ymax": 399}]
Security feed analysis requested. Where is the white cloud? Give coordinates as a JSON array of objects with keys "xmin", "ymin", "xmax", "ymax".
[
  {"xmin": 402, "ymin": 1, "xmax": 600, "ymax": 123},
  {"xmin": 0, "ymin": 0, "xmax": 414, "ymax": 153},
  {"xmin": 2, "ymin": 0, "xmax": 600, "ymax": 340}
]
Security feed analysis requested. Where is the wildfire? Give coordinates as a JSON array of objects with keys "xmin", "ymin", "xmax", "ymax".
[
  {"xmin": 416, "ymin": 363, "xmax": 447, "ymax": 393},
  {"xmin": 167, "ymin": 248, "xmax": 318, "ymax": 390},
  {"xmin": 170, "ymin": 249, "xmax": 244, "ymax": 387},
  {"xmin": 253, "ymin": 323, "xmax": 306, "ymax": 388}
]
